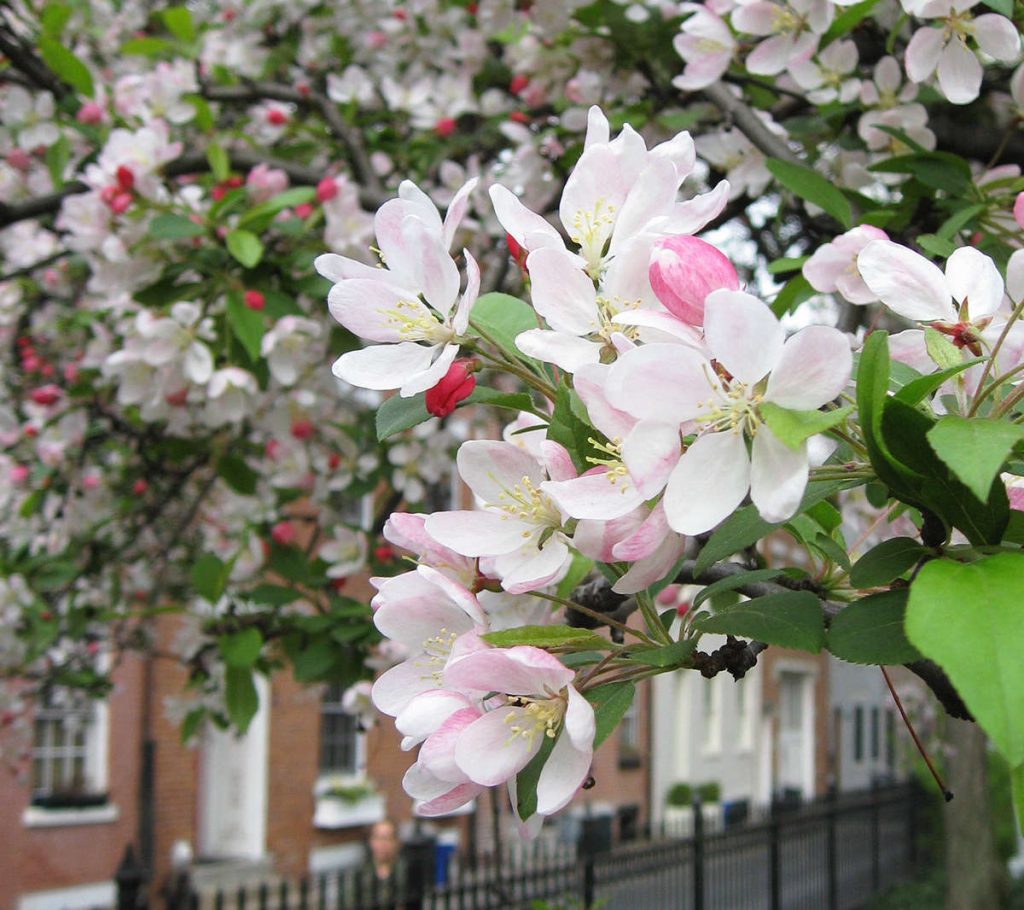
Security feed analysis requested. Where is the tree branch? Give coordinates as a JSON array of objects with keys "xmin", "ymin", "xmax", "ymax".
[{"xmin": 701, "ymin": 82, "xmax": 801, "ymax": 164}]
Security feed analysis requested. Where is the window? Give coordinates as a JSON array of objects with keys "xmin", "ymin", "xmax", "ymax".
[
  {"xmin": 853, "ymin": 705, "xmax": 864, "ymax": 763},
  {"xmin": 319, "ymin": 683, "xmax": 362, "ymax": 776},
  {"xmin": 735, "ymin": 674, "xmax": 753, "ymax": 750},
  {"xmin": 618, "ymin": 695, "xmax": 641, "ymax": 769},
  {"xmin": 702, "ymin": 678, "xmax": 721, "ymax": 753},
  {"xmin": 870, "ymin": 707, "xmax": 880, "ymax": 761},
  {"xmin": 30, "ymin": 690, "xmax": 107, "ymax": 808}
]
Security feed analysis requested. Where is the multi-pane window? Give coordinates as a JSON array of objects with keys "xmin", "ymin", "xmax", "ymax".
[
  {"xmin": 31, "ymin": 694, "xmax": 102, "ymax": 803},
  {"xmin": 853, "ymin": 705, "xmax": 865, "ymax": 763},
  {"xmin": 319, "ymin": 684, "xmax": 360, "ymax": 775},
  {"xmin": 618, "ymin": 696, "xmax": 641, "ymax": 769}
]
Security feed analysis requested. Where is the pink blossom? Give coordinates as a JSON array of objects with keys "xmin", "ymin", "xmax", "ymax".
[
  {"xmin": 246, "ymin": 164, "xmax": 289, "ymax": 203},
  {"xmin": 649, "ymin": 235, "xmax": 740, "ymax": 325},
  {"xmin": 425, "ymin": 359, "xmax": 477, "ymax": 418},
  {"xmin": 802, "ymin": 226, "xmax": 889, "ymax": 305}
]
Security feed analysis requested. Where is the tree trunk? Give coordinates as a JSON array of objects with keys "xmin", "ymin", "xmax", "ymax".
[{"xmin": 944, "ymin": 718, "xmax": 1007, "ymax": 910}]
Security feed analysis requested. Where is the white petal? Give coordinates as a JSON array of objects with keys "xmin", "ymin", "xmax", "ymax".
[
  {"xmin": 542, "ymin": 471, "xmax": 645, "ymax": 521},
  {"xmin": 621, "ymin": 421, "xmax": 681, "ymax": 498},
  {"xmin": 857, "ymin": 240, "xmax": 955, "ymax": 322},
  {"xmin": 495, "ymin": 537, "xmax": 570, "ymax": 594},
  {"xmin": 526, "ymin": 248, "xmax": 599, "ymax": 334},
  {"xmin": 456, "ymin": 439, "xmax": 544, "ymax": 502},
  {"xmin": 937, "ymin": 39, "xmax": 982, "ymax": 105},
  {"xmin": 750, "ymin": 431, "xmax": 809, "ymax": 523},
  {"xmin": 442, "ymin": 177, "xmax": 478, "ymax": 250},
  {"xmin": 945, "ymin": 247, "xmax": 1003, "ymax": 321},
  {"xmin": 973, "ymin": 14, "xmax": 1021, "ymax": 63},
  {"xmin": 536, "ymin": 725, "xmax": 593, "ymax": 815},
  {"xmin": 606, "ymin": 343, "xmax": 717, "ymax": 424},
  {"xmin": 663, "ymin": 432, "xmax": 750, "ymax": 535},
  {"xmin": 489, "ymin": 184, "xmax": 563, "ymax": 252},
  {"xmin": 515, "ymin": 330, "xmax": 601, "ymax": 372},
  {"xmin": 704, "ymin": 290, "xmax": 784, "ymax": 385},
  {"xmin": 905, "ymin": 26, "xmax": 943, "ymax": 83},
  {"xmin": 766, "ymin": 326, "xmax": 852, "ymax": 410},
  {"xmin": 399, "ymin": 342, "xmax": 458, "ymax": 396},
  {"xmin": 455, "ymin": 708, "xmax": 539, "ymax": 786},
  {"xmin": 332, "ymin": 342, "xmax": 436, "ymax": 391},
  {"xmin": 425, "ymin": 511, "xmax": 533, "ymax": 557}
]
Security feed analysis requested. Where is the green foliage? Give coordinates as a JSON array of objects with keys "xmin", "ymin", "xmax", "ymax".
[
  {"xmin": 926, "ymin": 416, "xmax": 1024, "ymax": 503},
  {"xmin": 468, "ymin": 292, "xmax": 537, "ymax": 361},
  {"xmin": 697, "ymin": 591, "xmax": 826, "ymax": 652},
  {"xmin": 586, "ymin": 682, "xmax": 636, "ymax": 749},
  {"xmin": 849, "ymin": 538, "xmax": 926, "ymax": 588},
  {"xmin": 224, "ymin": 666, "xmax": 259, "ymax": 732},
  {"xmin": 191, "ymin": 553, "xmax": 229, "ymax": 603},
  {"xmin": 225, "ymin": 229, "xmax": 264, "ymax": 268},
  {"xmin": 760, "ymin": 403, "xmax": 854, "ymax": 451},
  {"xmin": 765, "ymin": 159, "xmax": 853, "ymax": 228},
  {"xmin": 827, "ymin": 590, "xmax": 922, "ymax": 665},
  {"xmin": 666, "ymin": 782, "xmax": 693, "ymax": 806},
  {"xmin": 482, "ymin": 626, "xmax": 606, "ymax": 648},
  {"xmin": 38, "ymin": 36, "xmax": 94, "ymax": 96}
]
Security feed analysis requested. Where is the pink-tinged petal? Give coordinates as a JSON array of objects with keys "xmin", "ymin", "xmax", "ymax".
[
  {"xmin": 396, "ymin": 691, "xmax": 477, "ymax": 750},
  {"xmin": 314, "ymin": 253, "xmax": 383, "ymax": 283},
  {"xmin": 1007, "ymin": 249, "xmax": 1024, "ymax": 304},
  {"xmin": 397, "ymin": 180, "xmax": 444, "ymax": 229},
  {"xmin": 937, "ymin": 39, "xmax": 982, "ymax": 104},
  {"xmin": 442, "ymin": 177, "xmax": 479, "ymax": 250},
  {"xmin": 447, "ymin": 645, "xmax": 575, "ymax": 698},
  {"xmin": 372, "ymin": 660, "xmax": 437, "ymax": 717},
  {"xmin": 857, "ymin": 240, "xmax": 955, "ymax": 322},
  {"xmin": 622, "ymin": 421, "xmax": 681, "ymax": 498},
  {"xmin": 651, "ymin": 130, "xmax": 697, "ymax": 179},
  {"xmin": 802, "ymin": 244, "xmax": 847, "ymax": 294},
  {"xmin": 417, "ymin": 565, "xmax": 488, "ymax": 626},
  {"xmin": 455, "ymin": 707, "xmax": 540, "ymax": 786},
  {"xmin": 973, "ymin": 14, "xmax": 1020, "ymax": 63},
  {"xmin": 495, "ymin": 537, "xmax": 570, "ymax": 594},
  {"xmin": 327, "ymin": 279, "xmax": 425, "ymax": 341},
  {"xmin": 404, "ymin": 762, "xmax": 452, "ymax": 801},
  {"xmin": 1015, "ymin": 193, "xmax": 1024, "ymax": 232},
  {"xmin": 457, "ymin": 439, "xmax": 545, "ymax": 501},
  {"xmin": 610, "ymin": 158, "xmax": 679, "ymax": 255},
  {"xmin": 650, "ymin": 235, "xmax": 740, "ymax": 325},
  {"xmin": 704, "ymin": 290, "xmax": 784, "ymax": 385},
  {"xmin": 573, "ymin": 363, "xmax": 637, "ymax": 441},
  {"xmin": 611, "ymin": 502, "xmax": 670, "ymax": 561},
  {"xmin": 583, "ymin": 105, "xmax": 610, "ymax": 150},
  {"xmin": 945, "ymin": 247, "xmax": 1003, "ymax": 321},
  {"xmin": 373, "ymin": 572, "xmax": 478, "ymax": 644},
  {"xmin": 384, "ymin": 513, "xmax": 475, "ymax": 576},
  {"xmin": 535, "ymin": 729, "xmax": 592, "ymax": 816},
  {"xmin": 415, "ymin": 781, "xmax": 484, "ymax": 817},
  {"xmin": 613, "ymin": 532, "xmax": 687, "ymax": 595},
  {"xmin": 888, "ymin": 329, "xmax": 933, "ymax": 373},
  {"xmin": 399, "ymin": 342, "xmax": 458, "ymax": 397},
  {"xmin": 426, "ymin": 510, "xmax": 534, "ymax": 557},
  {"xmin": 747, "ymin": 34, "xmax": 798, "ymax": 75},
  {"xmin": 401, "ymin": 215, "xmax": 460, "ymax": 317},
  {"xmin": 731, "ymin": 2, "xmax": 777, "ymax": 35},
  {"xmin": 419, "ymin": 705, "xmax": 483, "ymax": 781},
  {"xmin": 332, "ymin": 342, "xmax": 437, "ymax": 391},
  {"xmin": 453, "ymin": 250, "xmax": 480, "ymax": 335},
  {"xmin": 606, "ymin": 343, "xmax": 717, "ymax": 424},
  {"xmin": 489, "ymin": 184, "xmax": 564, "ymax": 253},
  {"xmin": 612, "ymin": 311, "xmax": 707, "ymax": 349},
  {"xmin": 663, "ymin": 432, "xmax": 750, "ymax": 535},
  {"xmin": 540, "ymin": 440, "xmax": 578, "ymax": 483},
  {"xmin": 563, "ymin": 685, "xmax": 596, "ymax": 750},
  {"xmin": 526, "ymin": 248, "xmax": 599, "ymax": 334},
  {"xmin": 766, "ymin": 326, "xmax": 852, "ymax": 410},
  {"xmin": 542, "ymin": 471, "xmax": 646, "ymax": 521},
  {"xmin": 905, "ymin": 26, "xmax": 944, "ymax": 83},
  {"xmin": 573, "ymin": 509, "xmax": 646, "ymax": 563},
  {"xmin": 750, "ymin": 431, "xmax": 809, "ymax": 523},
  {"xmin": 516, "ymin": 330, "xmax": 602, "ymax": 372}
]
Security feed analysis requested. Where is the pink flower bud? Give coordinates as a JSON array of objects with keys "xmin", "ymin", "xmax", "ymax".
[
  {"xmin": 82, "ymin": 473, "xmax": 100, "ymax": 490},
  {"xmin": 115, "ymin": 166, "xmax": 135, "ymax": 192},
  {"xmin": 243, "ymin": 290, "xmax": 265, "ymax": 311},
  {"xmin": 271, "ymin": 521, "xmax": 296, "ymax": 546},
  {"xmin": 30, "ymin": 384, "xmax": 62, "ymax": 406},
  {"xmin": 509, "ymin": 74, "xmax": 529, "ymax": 94},
  {"xmin": 266, "ymin": 108, "xmax": 288, "ymax": 126},
  {"xmin": 132, "ymin": 479, "xmax": 148, "ymax": 495},
  {"xmin": 63, "ymin": 363, "xmax": 79, "ymax": 383},
  {"xmin": 294, "ymin": 202, "xmax": 314, "ymax": 219},
  {"xmin": 77, "ymin": 102, "xmax": 104, "ymax": 124},
  {"xmin": 434, "ymin": 118, "xmax": 456, "ymax": 138},
  {"xmin": 424, "ymin": 359, "xmax": 477, "ymax": 418},
  {"xmin": 246, "ymin": 163, "xmax": 289, "ymax": 203},
  {"xmin": 316, "ymin": 176, "xmax": 338, "ymax": 202},
  {"xmin": 9, "ymin": 465, "xmax": 29, "ymax": 485},
  {"xmin": 649, "ymin": 235, "xmax": 740, "ymax": 326},
  {"xmin": 6, "ymin": 148, "xmax": 31, "ymax": 170}
]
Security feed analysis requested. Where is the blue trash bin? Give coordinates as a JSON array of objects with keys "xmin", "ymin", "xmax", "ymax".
[{"xmin": 434, "ymin": 839, "xmax": 457, "ymax": 885}]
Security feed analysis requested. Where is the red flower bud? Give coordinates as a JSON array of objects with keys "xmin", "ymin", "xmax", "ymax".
[
  {"xmin": 266, "ymin": 108, "xmax": 288, "ymax": 126},
  {"xmin": 132, "ymin": 479, "xmax": 148, "ymax": 495},
  {"xmin": 30, "ymin": 384, "xmax": 61, "ymax": 406},
  {"xmin": 243, "ymin": 290, "xmax": 265, "ymax": 311},
  {"xmin": 508, "ymin": 111, "xmax": 530, "ymax": 124},
  {"xmin": 291, "ymin": 418, "xmax": 314, "ymax": 440},
  {"xmin": 294, "ymin": 202, "xmax": 314, "ymax": 219},
  {"xmin": 434, "ymin": 117, "xmax": 457, "ymax": 138},
  {"xmin": 115, "ymin": 165, "xmax": 135, "ymax": 192},
  {"xmin": 373, "ymin": 544, "xmax": 394, "ymax": 562},
  {"xmin": 509, "ymin": 74, "xmax": 529, "ymax": 95},
  {"xmin": 271, "ymin": 521, "xmax": 296, "ymax": 546},
  {"xmin": 316, "ymin": 177, "xmax": 338, "ymax": 203},
  {"xmin": 424, "ymin": 359, "xmax": 477, "ymax": 418}
]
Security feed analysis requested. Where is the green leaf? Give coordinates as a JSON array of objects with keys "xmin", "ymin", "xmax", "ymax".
[
  {"xmin": 857, "ymin": 331, "xmax": 915, "ymax": 493},
  {"xmin": 515, "ymin": 732, "xmax": 555, "ymax": 820},
  {"xmin": 926, "ymin": 416, "xmax": 1024, "ymax": 503},
  {"xmin": 981, "ymin": 0, "xmax": 1013, "ymax": 15},
  {"xmin": 225, "ymin": 229, "xmax": 264, "ymax": 268},
  {"xmin": 38, "ymin": 36, "xmax": 94, "ymax": 97},
  {"xmin": 827, "ymin": 589, "xmax": 921, "ymax": 665},
  {"xmin": 821, "ymin": 0, "xmax": 881, "ymax": 45},
  {"xmin": 766, "ymin": 159, "xmax": 852, "ymax": 228},
  {"xmin": 481, "ymin": 626, "xmax": 607, "ymax": 649},
  {"xmin": 186, "ymin": 95, "xmax": 213, "ymax": 131},
  {"xmin": 915, "ymin": 234, "xmax": 957, "ymax": 260},
  {"xmin": 291, "ymin": 638, "xmax": 339, "ymax": 682},
  {"xmin": 697, "ymin": 591, "xmax": 826, "ymax": 652},
  {"xmin": 1012, "ymin": 763, "xmax": 1024, "ymax": 834},
  {"xmin": 760, "ymin": 403, "xmax": 854, "ymax": 451},
  {"xmin": 120, "ymin": 37, "xmax": 176, "ymax": 57},
  {"xmin": 216, "ymin": 452, "xmax": 259, "ymax": 496},
  {"xmin": 935, "ymin": 203, "xmax": 987, "ymax": 241},
  {"xmin": 180, "ymin": 708, "xmax": 205, "ymax": 743},
  {"xmin": 464, "ymin": 387, "xmax": 536, "ymax": 414},
  {"xmin": 268, "ymin": 543, "xmax": 311, "ymax": 584},
  {"xmin": 224, "ymin": 666, "xmax": 259, "ymax": 733},
  {"xmin": 44, "ymin": 134, "xmax": 69, "ymax": 187},
  {"xmin": 236, "ymin": 188, "xmax": 317, "ymax": 230},
  {"xmin": 41, "ymin": 3, "xmax": 72, "ymax": 37},
  {"xmin": 206, "ymin": 143, "xmax": 229, "ymax": 182},
  {"xmin": 191, "ymin": 553, "xmax": 229, "ymax": 603},
  {"xmin": 556, "ymin": 553, "xmax": 594, "ymax": 601},
  {"xmin": 630, "ymin": 639, "xmax": 697, "ymax": 668},
  {"xmin": 148, "ymin": 213, "xmax": 205, "ymax": 240},
  {"xmin": 893, "ymin": 357, "xmax": 983, "ymax": 406},
  {"xmin": 691, "ymin": 569, "xmax": 784, "ymax": 610},
  {"xmin": 766, "ymin": 256, "xmax": 808, "ymax": 275},
  {"xmin": 770, "ymin": 273, "xmax": 816, "ymax": 318},
  {"xmin": 220, "ymin": 627, "xmax": 263, "ymax": 668},
  {"xmin": 160, "ymin": 6, "xmax": 195, "ymax": 42},
  {"xmin": 906, "ymin": 553, "xmax": 1024, "ymax": 766},
  {"xmin": 849, "ymin": 537, "xmax": 926, "ymax": 588},
  {"xmin": 375, "ymin": 392, "xmax": 431, "ymax": 441},
  {"xmin": 226, "ymin": 291, "xmax": 265, "ymax": 361},
  {"xmin": 924, "ymin": 327, "xmax": 961, "ymax": 370},
  {"xmin": 868, "ymin": 153, "xmax": 971, "ymax": 194},
  {"xmin": 248, "ymin": 584, "xmax": 299, "ymax": 606},
  {"xmin": 586, "ymin": 682, "xmax": 636, "ymax": 749},
  {"xmin": 547, "ymin": 384, "xmax": 602, "ymax": 473},
  {"xmin": 468, "ymin": 292, "xmax": 537, "ymax": 361}
]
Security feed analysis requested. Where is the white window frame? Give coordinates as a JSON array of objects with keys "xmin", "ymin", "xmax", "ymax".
[{"xmin": 701, "ymin": 677, "xmax": 722, "ymax": 755}]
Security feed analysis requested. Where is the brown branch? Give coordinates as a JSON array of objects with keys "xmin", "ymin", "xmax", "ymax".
[{"xmin": 701, "ymin": 82, "xmax": 801, "ymax": 164}]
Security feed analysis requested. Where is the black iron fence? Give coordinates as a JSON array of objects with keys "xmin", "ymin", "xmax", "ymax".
[{"xmin": 113, "ymin": 784, "xmax": 929, "ymax": 910}]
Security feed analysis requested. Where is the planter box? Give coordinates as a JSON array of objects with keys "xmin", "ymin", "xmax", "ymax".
[
  {"xmin": 662, "ymin": 803, "xmax": 723, "ymax": 837},
  {"xmin": 312, "ymin": 792, "xmax": 386, "ymax": 829}
]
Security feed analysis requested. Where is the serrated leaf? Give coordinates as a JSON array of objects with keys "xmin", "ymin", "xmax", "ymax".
[
  {"xmin": 692, "ymin": 569, "xmax": 784, "ymax": 610},
  {"xmin": 376, "ymin": 392, "xmax": 431, "ymax": 441},
  {"xmin": 893, "ymin": 357, "xmax": 983, "ymax": 405},
  {"xmin": 216, "ymin": 452, "xmax": 259, "ymax": 495},
  {"xmin": 191, "ymin": 553, "xmax": 228, "ymax": 603},
  {"xmin": 292, "ymin": 638, "xmax": 338, "ymax": 681},
  {"xmin": 629, "ymin": 639, "xmax": 697, "ymax": 668},
  {"xmin": 515, "ymin": 732, "xmax": 555, "ymax": 820},
  {"xmin": 481, "ymin": 626, "xmax": 606, "ymax": 649},
  {"xmin": 827, "ymin": 590, "xmax": 921, "ymax": 665},
  {"xmin": 586, "ymin": 682, "xmax": 636, "ymax": 749},
  {"xmin": 226, "ymin": 291, "xmax": 265, "ymax": 361},
  {"xmin": 770, "ymin": 273, "xmax": 816, "ymax": 318},
  {"xmin": 464, "ymin": 387, "xmax": 536, "ymax": 414},
  {"xmin": 469, "ymin": 292, "xmax": 537, "ymax": 361},
  {"xmin": 906, "ymin": 553, "xmax": 1024, "ymax": 766},
  {"xmin": 766, "ymin": 159, "xmax": 852, "ymax": 228},
  {"xmin": 224, "ymin": 666, "xmax": 259, "ymax": 733},
  {"xmin": 220, "ymin": 627, "xmax": 263, "ymax": 668},
  {"xmin": 149, "ymin": 213, "xmax": 205, "ymax": 240},
  {"xmin": 556, "ymin": 553, "xmax": 594, "ymax": 600},
  {"xmin": 981, "ymin": 0, "xmax": 1012, "ymax": 16},
  {"xmin": 39, "ymin": 36, "xmax": 94, "ymax": 97},
  {"xmin": 926, "ymin": 416, "xmax": 1024, "ymax": 503},
  {"xmin": 924, "ymin": 327, "xmax": 961, "ymax": 370},
  {"xmin": 849, "ymin": 537, "xmax": 926, "ymax": 588},
  {"xmin": 225, "ymin": 229, "xmax": 264, "ymax": 268},
  {"xmin": 697, "ymin": 591, "xmax": 826, "ymax": 652},
  {"xmin": 761, "ymin": 403, "xmax": 854, "ymax": 451},
  {"xmin": 936, "ymin": 203, "xmax": 986, "ymax": 240}
]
